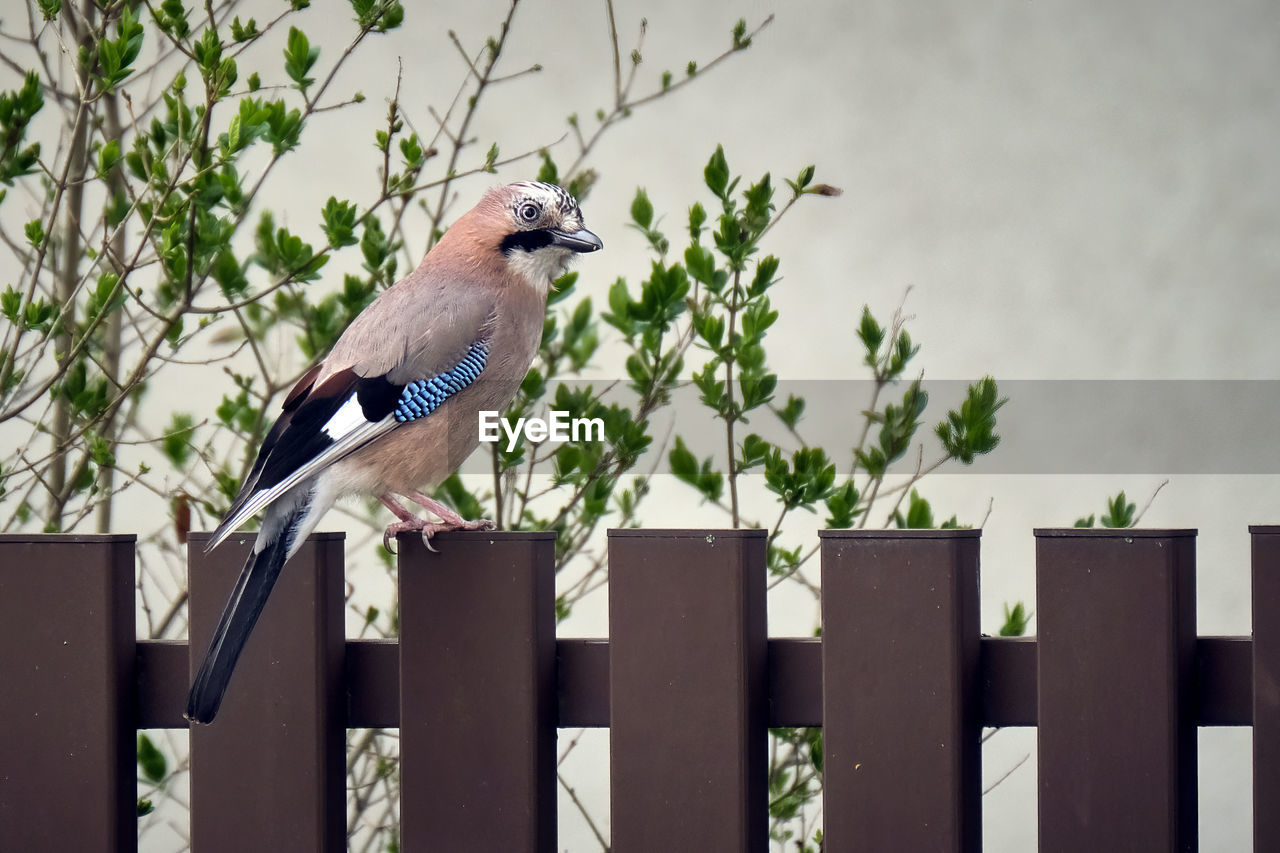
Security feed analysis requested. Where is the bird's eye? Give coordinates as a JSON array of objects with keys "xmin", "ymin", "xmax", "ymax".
[{"xmin": 518, "ymin": 202, "xmax": 541, "ymax": 223}]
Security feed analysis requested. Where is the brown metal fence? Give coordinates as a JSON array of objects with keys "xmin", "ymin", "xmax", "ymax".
[{"xmin": 0, "ymin": 526, "xmax": 1274, "ymax": 851}]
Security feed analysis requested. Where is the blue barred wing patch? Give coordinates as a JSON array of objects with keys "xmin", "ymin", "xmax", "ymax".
[{"xmin": 392, "ymin": 341, "xmax": 490, "ymax": 423}]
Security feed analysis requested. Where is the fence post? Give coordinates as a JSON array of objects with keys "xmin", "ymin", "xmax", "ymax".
[
  {"xmin": 1253, "ymin": 525, "xmax": 1280, "ymax": 851},
  {"xmin": 820, "ymin": 529, "xmax": 982, "ymax": 853},
  {"xmin": 0, "ymin": 534, "xmax": 137, "ymax": 853},
  {"xmin": 398, "ymin": 530, "xmax": 558, "ymax": 853},
  {"xmin": 1036, "ymin": 528, "xmax": 1197, "ymax": 853},
  {"xmin": 187, "ymin": 531, "xmax": 346, "ymax": 853},
  {"xmin": 608, "ymin": 528, "xmax": 768, "ymax": 853}
]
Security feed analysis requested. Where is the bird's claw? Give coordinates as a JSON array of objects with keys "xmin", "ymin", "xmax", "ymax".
[{"xmin": 382, "ymin": 516, "xmax": 496, "ymax": 554}]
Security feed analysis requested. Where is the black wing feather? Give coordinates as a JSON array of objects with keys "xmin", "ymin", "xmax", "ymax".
[{"xmin": 251, "ymin": 369, "xmax": 404, "ymax": 495}]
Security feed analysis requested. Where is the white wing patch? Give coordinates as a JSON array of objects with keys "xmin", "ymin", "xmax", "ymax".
[
  {"xmin": 205, "ymin": 415, "xmax": 397, "ymax": 553},
  {"xmin": 323, "ymin": 395, "xmax": 371, "ymax": 441}
]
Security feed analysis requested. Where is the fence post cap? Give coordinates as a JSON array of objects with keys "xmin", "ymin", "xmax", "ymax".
[
  {"xmin": 187, "ymin": 530, "xmax": 347, "ymax": 544},
  {"xmin": 1033, "ymin": 528, "xmax": 1196, "ymax": 539},
  {"xmin": 817, "ymin": 528, "xmax": 981, "ymax": 540},
  {"xmin": 607, "ymin": 528, "xmax": 767, "ymax": 539},
  {"xmin": 0, "ymin": 533, "xmax": 137, "ymax": 543}
]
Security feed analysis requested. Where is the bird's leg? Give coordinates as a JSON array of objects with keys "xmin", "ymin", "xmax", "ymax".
[
  {"xmin": 377, "ymin": 491, "xmax": 495, "ymax": 554},
  {"xmin": 406, "ymin": 490, "xmax": 495, "ymax": 531},
  {"xmin": 378, "ymin": 493, "xmax": 425, "ymax": 553}
]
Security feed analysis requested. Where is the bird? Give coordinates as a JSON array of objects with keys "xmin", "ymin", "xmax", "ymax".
[{"xmin": 186, "ymin": 181, "xmax": 602, "ymax": 724}]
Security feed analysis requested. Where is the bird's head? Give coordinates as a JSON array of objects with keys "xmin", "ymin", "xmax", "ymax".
[{"xmin": 467, "ymin": 181, "xmax": 602, "ymax": 294}]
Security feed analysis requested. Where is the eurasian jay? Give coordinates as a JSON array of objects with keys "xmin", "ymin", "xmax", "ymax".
[{"xmin": 186, "ymin": 181, "xmax": 602, "ymax": 723}]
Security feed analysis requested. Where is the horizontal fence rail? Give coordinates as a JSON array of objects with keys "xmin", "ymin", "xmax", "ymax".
[
  {"xmin": 128, "ymin": 632, "xmax": 1254, "ymax": 730},
  {"xmin": 1, "ymin": 527, "xmax": 1275, "ymax": 852}
]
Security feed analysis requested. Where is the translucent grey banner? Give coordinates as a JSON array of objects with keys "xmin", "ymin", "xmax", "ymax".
[{"xmin": 455, "ymin": 380, "xmax": 1280, "ymax": 475}]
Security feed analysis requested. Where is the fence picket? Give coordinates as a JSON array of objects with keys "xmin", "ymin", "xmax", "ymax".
[
  {"xmin": 1036, "ymin": 529, "xmax": 1198, "ymax": 853},
  {"xmin": 608, "ymin": 528, "xmax": 769, "ymax": 853},
  {"xmin": 1252, "ymin": 526, "xmax": 1280, "ymax": 851},
  {"xmin": 187, "ymin": 531, "xmax": 346, "ymax": 853},
  {"xmin": 820, "ymin": 529, "xmax": 983, "ymax": 853},
  {"xmin": 397, "ymin": 530, "xmax": 557, "ymax": 852},
  {"xmin": 0, "ymin": 535, "xmax": 137, "ymax": 853}
]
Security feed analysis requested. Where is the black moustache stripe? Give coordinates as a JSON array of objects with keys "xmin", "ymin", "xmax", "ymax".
[{"xmin": 501, "ymin": 228, "xmax": 555, "ymax": 254}]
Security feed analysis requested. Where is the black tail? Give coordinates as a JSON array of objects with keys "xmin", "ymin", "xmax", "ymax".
[{"xmin": 185, "ymin": 506, "xmax": 305, "ymax": 724}]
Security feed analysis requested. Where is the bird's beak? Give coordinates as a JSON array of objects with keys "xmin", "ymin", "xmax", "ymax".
[{"xmin": 550, "ymin": 227, "xmax": 603, "ymax": 253}]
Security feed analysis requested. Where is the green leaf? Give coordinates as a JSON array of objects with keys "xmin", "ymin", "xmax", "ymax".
[
  {"xmin": 765, "ymin": 446, "xmax": 837, "ymax": 511},
  {"xmin": 893, "ymin": 489, "xmax": 935, "ymax": 529},
  {"xmin": 684, "ymin": 244, "xmax": 716, "ymax": 285},
  {"xmin": 137, "ymin": 734, "xmax": 167, "ymax": 784},
  {"xmin": 630, "ymin": 188, "xmax": 653, "ymax": 229},
  {"xmin": 351, "ymin": 0, "xmax": 404, "ymax": 30},
  {"xmin": 155, "ymin": 0, "xmax": 190, "ymax": 39},
  {"xmin": 747, "ymin": 255, "xmax": 779, "ymax": 298},
  {"xmin": 97, "ymin": 138, "xmax": 121, "ymax": 177},
  {"xmin": 793, "ymin": 730, "xmax": 819, "ymax": 780},
  {"xmin": 738, "ymin": 433, "xmax": 771, "ymax": 470},
  {"xmin": 688, "ymin": 201, "xmax": 706, "ymax": 240},
  {"xmin": 349, "ymin": 0, "xmax": 373, "ymax": 20},
  {"xmin": 192, "ymin": 28, "xmax": 222, "ymax": 75},
  {"xmin": 87, "ymin": 431, "xmax": 115, "ymax": 468},
  {"xmin": 165, "ymin": 315, "xmax": 184, "ymax": 347},
  {"xmin": 857, "ymin": 306, "xmax": 884, "ymax": 365},
  {"xmin": 37, "ymin": 0, "xmax": 61, "ymax": 20},
  {"xmin": 162, "ymin": 412, "xmax": 196, "ymax": 467},
  {"xmin": 704, "ymin": 145, "xmax": 730, "ymax": 200},
  {"xmin": 669, "ymin": 435, "xmax": 698, "ymax": 481},
  {"xmin": 0, "ymin": 286, "xmax": 21, "ymax": 323},
  {"xmin": 668, "ymin": 436, "xmax": 723, "ymax": 502},
  {"xmin": 94, "ymin": 6, "xmax": 144, "ymax": 92},
  {"xmin": 283, "ymin": 27, "xmax": 319, "ymax": 92},
  {"xmin": 692, "ymin": 312, "xmax": 724, "ymax": 350},
  {"xmin": 775, "ymin": 394, "xmax": 805, "ymax": 429},
  {"xmin": 23, "ymin": 218, "xmax": 43, "ymax": 249},
  {"xmin": 887, "ymin": 329, "xmax": 920, "ymax": 377},
  {"xmin": 85, "ymin": 273, "xmax": 124, "ymax": 322},
  {"xmin": 786, "ymin": 164, "xmax": 815, "ymax": 195},
  {"xmin": 741, "ymin": 296, "xmax": 778, "ymax": 339},
  {"xmin": 742, "ymin": 172, "xmax": 774, "ymax": 232},
  {"xmin": 934, "ymin": 377, "xmax": 1006, "ymax": 464},
  {"xmin": 321, "ymin": 197, "xmax": 358, "ymax": 248},
  {"xmin": 399, "ymin": 133, "xmax": 426, "ymax": 169},
  {"xmin": 1101, "ymin": 490, "xmax": 1136, "ymax": 527},
  {"xmin": 230, "ymin": 16, "xmax": 259, "ymax": 42},
  {"xmin": 999, "ymin": 602, "xmax": 1031, "ymax": 637},
  {"xmin": 824, "ymin": 482, "xmax": 860, "ymax": 528},
  {"xmin": 0, "ymin": 71, "xmax": 44, "ymax": 186}
]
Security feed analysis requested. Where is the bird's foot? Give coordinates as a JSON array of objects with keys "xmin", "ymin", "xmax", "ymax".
[{"xmin": 382, "ymin": 515, "xmax": 496, "ymax": 553}]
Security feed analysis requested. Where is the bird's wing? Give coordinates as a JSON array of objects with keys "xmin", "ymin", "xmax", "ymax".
[{"xmin": 207, "ymin": 278, "xmax": 498, "ymax": 551}]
